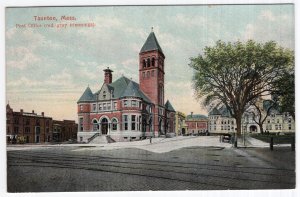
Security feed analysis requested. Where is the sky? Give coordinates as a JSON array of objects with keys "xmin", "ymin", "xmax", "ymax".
[{"xmin": 5, "ymin": 4, "xmax": 294, "ymax": 121}]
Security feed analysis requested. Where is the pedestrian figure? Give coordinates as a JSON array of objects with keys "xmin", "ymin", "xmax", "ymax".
[{"xmin": 150, "ymin": 137, "xmax": 152, "ymax": 144}]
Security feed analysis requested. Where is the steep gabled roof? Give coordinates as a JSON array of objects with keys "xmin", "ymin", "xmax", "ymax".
[
  {"xmin": 209, "ymin": 107, "xmax": 221, "ymax": 115},
  {"xmin": 140, "ymin": 32, "xmax": 163, "ymax": 54},
  {"xmin": 78, "ymin": 86, "xmax": 94, "ymax": 103},
  {"xmin": 120, "ymin": 79, "xmax": 152, "ymax": 103},
  {"xmin": 121, "ymin": 80, "xmax": 141, "ymax": 98},
  {"xmin": 165, "ymin": 100, "xmax": 175, "ymax": 112},
  {"xmin": 92, "ymin": 75, "xmax": 152, "ymax": 103},
  {"xmin": 109, "ymin": 76, "xmax": 131, "ymax": 98},
  {"xmin": 219, "ymin": 106, "xmax": 231, "ymax": 117}
]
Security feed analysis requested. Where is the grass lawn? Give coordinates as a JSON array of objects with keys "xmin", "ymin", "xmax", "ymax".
[{"xmin": 251, "ymin": 134, "xmax": 295, "ymax": 144}]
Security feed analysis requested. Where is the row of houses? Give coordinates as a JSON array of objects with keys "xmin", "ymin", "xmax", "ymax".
[{"xmin": 6, "ymin": 104, "xmax": 77, "ymax": 144}]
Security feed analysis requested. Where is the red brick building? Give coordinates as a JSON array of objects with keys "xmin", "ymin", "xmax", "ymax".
[
  {"xmin": 53, "ymin": 120, "xmax": 78, "ymax": 142},
  {"xmin": 77, "ymin": 31, "xmax": 176, "ymax": 142},
  {"xmin": 185, "ymin": 113, "xmax": 208, "ymax": 135},
  {"xmin": 6, "ymin": 104, "xmax": 53, "ymax": 143}
]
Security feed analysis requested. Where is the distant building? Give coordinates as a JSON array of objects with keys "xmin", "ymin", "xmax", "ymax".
[
  {"xmin": 52, "ymin": 120, "xmax": 78, "ymax": 142},
  {"xmin": 208, "ymin": 106, "xmax": 236, "ymax": 134},
  {"xmin": 243, "ymin": 100, "xmax": 295, "ymax": 133},
  {"xmin": 175, "ymin": 111, "xmax": 187, "ymax": 136},
  {"xmin": 208, "ymin": 101, "xmax": 295, "ymax": 134},
  {"xmin": 6, "ymin": 104, "xmax": 53, "ymax": 143},
  {"xmin": 185, "ymin": 113, "xmax": 208, "ymax": 135},
  {"xmin": 77, "ymin": 31, "xmax": 176, "ymax": 143}
]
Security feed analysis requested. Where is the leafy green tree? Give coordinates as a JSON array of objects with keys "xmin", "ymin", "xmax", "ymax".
[
  {"xmin": 272, "ymin": 71, "xmax": 295, "ymax": 120},
  {"xmin": 189, "ymin": 40, "xmax": 293, "ymax": 136}
]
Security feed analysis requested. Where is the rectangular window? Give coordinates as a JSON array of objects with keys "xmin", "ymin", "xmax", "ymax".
[
  {"xmin": 35, "ymin": 127, "xmax": 41, "ymax": 135},
  {"xmin": 113, "ymin": 102, "xmax": 117, "ymax": 110},
  {"xmin": 289, "ymin": 124, "xmax": 292, "ymax": 130},
  {"xmin": 277, "ymin": 119, "xmax": 280, "ymax": 123},
  {"xmin": 123, "ymin": 115, "xmax": 128, "ymax": 130},
  {"xmin": 103, "ymin": 103, "xmax": 107, "ymax": 111},
  {"xmin": 99, "ymin": 104, "xmax": 102, "ymax": 111},
  {"xmin": 14, "ymin": 127, "xmax": 19, "ymax": 134},
  {"xmin": 26, "ymin": 118, "xmax": 30, "ymax": 125},
  {"xmin": 79, "ymin": 118, "xmax": 83, "ymax": 131},
  {"xmin": 138, "ymin": 115, "xmax": 141, "ymax": 131},
  {"xmin": 93, "ymin": 104, "xmax": 96, "ymax": 111},
  {"xmin": 131, "ymin": 100, "xmax": 137, "ymax": 107},
  {"xmin": 275, "ymin": 125, "xmax": 278, "ymax": 130},
  {"xmin": 131, "ymin": 115, "xmax": 136, "ymax": 130},
  {"xmin": 80, "ymin": 105, "xmax": 83, "ymax": 111},
  {"xmin": 107, "ymin": 103, "xmax": 111, "ymax": 110},
  {"xmin": 124, "ymin": 100, "xmax": 128, "ymax": 107},
  {"xmin": 14, "ymin": 118, "xmax": 19, "ymax": 124}
]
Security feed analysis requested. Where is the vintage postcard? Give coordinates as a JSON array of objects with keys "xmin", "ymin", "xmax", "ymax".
[{"xmin": 4, "ymin": 1, "xmax": 296, "ymax": 196}]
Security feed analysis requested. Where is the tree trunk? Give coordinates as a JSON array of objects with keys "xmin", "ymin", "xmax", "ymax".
[
  {"xmin": 259, "ymin": 124, "xmax": 264, "ymax": 134},
  {"xmin": 235, "ymin": 116, "xmax": 242, "ymax": 137}
]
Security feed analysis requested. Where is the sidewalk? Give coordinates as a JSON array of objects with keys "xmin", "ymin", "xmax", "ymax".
[{"xmin": 7, "ymin": 136, "xmax": 292, "ymax": 153}]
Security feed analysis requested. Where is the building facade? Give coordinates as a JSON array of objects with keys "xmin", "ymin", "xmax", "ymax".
[
  {"xmin": 175, "ymin": 111, "xmax": 187, "ymax": 136},
  {"xmin": 53, "ymin": 120, "xmax": 78, "ymax": 142},
  {"xmin": 208, "ymin": 102, "xmax": 295, "ymax": 134},
  {"xmin": 6, "ymin": 104, "xmax": 53, "ymax": 143},
  {"xmin": 185, "ymin": 113, "xmax": 208, "ymax": 135},
  {"xmin": 77, "ymin": 31, "xmax": 176, "ymax": 142}
]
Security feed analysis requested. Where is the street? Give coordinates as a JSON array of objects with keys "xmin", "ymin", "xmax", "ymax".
[{"xmin": 7, "ymin": 137, "xmax": 295, "ymax": 192}]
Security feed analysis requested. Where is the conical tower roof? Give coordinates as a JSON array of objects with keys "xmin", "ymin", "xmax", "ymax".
[
  {"xmin": 140, "ymin": 31, "xmax": 163, "ymax": 54},
  {"xmin": 78, "ymin": 86, "xmax": 94, "ymax": 103},
  {"xmin": 165, "ymin": 100, "xmax": 175, "ymax": 112}
]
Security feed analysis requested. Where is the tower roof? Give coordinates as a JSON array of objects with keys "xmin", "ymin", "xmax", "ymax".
[
  {"xmin": 209, "ymin": 107, "xmax": 221, "ymax": 115},
  {"xmin": 140, "ymin": 32, "xmax": 163, "ymax": 54},
  {"xmin": 77, "ymin": 86, "xmax": 94, "ymax": 103},
  {"xmin": 165, "ymin": 100, "xmax": 175, "ymax": 112}
]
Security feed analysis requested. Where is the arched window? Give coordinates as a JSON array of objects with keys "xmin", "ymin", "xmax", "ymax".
[
  {"xmin": 111, "ymin": 118, "xmax": 118, "ymax": 131},
  {"xmin": 93, "ymin": 119, "xmax": 99, "ymax": 131},
  {"xmin": 143, "ymin": 59, "xmax": 146, "ymax": 68},
  {"xmin": 147, "ymin": 71, "xmax": 150, "ymax": 78},
  {"xmin": 152, "ymin": 57, "xmax": 155, "ymax": 66},
  {"xmin": 147, "ymin": 58, "xmax": 150, "ymax": 67}
]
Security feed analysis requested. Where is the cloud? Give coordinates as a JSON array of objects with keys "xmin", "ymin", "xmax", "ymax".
[
  {"xmin": 6, "ymin": 46, "xmax": 41, "ymax": 70},
  {"xmin": 7, "ymin": 77, "xmax": 39, "ymax": 88},
  {"xmin": 242, "ymin": 10, "xmax": 294, "ymax": 49}
]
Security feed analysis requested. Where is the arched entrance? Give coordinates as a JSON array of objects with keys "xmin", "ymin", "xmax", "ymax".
[
  {"xmin": 182, "ymin": 128, "xmax": 186, "ymax": 135},
  {"xmin": 249, "ymin": 125, "xmax": 257, "ymax": 132},
  {"xmin": 101, "ymin": 118, "xmax": 109, "ymax": 135}
]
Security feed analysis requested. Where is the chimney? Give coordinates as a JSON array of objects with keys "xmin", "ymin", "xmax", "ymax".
[
  {"xmin": 20, "ymin": 109, "xmax": 23, "ymax": 114},
  {"xmin": 32, "ymin": 110, "xmax": 34, "ymax": 114},
  {"xmin": 41, "ymin": 112, "xmax": 44, "ymax": 116},
  {"xmin": 103, "ymin": 67, "xmax": 113, "ymax": 84}
]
